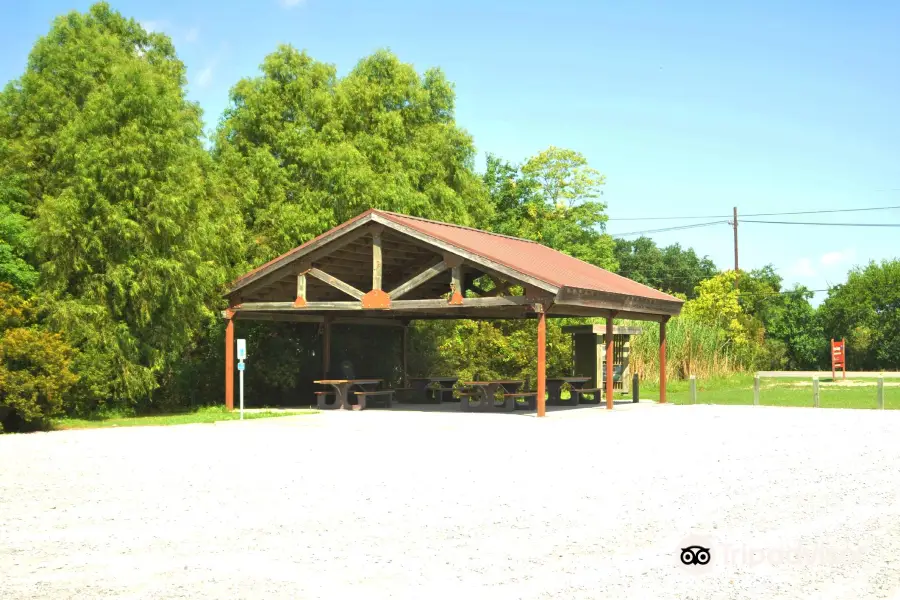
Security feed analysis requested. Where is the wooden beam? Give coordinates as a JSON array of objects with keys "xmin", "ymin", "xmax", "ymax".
[
  {"xmin": 370, "ymin": 213, "xmax": 559, "ymax": 295},
  {"xmin": 307, "ymin": 268, "xmax": 365, "ymax": 300},
  {"xmin": 555, "ymin": 286, "xmax": 683, "ymax": 317},
  {"xmin": 388, "ymin": 260, "xmax": 448, "ymax": 300},
  {"xmin": 372, "ymin": 230, "xmax": 383, "ymax": 291},
  {"xmin": 294, "ymin": 273, "xmax": 307, "ymax": 307},
  {"xmin": 450, "ymin": 265, "xmax": 464, "ymax": 305},
  {"xmin": 229, "ymin": 218, "xmax": 376, "ymax": 295}
]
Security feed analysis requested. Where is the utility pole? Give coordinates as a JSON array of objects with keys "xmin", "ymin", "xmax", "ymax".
[{"xmin": 732, "ymin": 206, "xmax": 739, "ymax": 289}]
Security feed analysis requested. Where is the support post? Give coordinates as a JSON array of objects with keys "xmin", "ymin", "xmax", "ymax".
[
  {"xmin": 372, "ymin": 230, "xmax": 383, "ymax": 291},
  {"xmin": 450, "ymin": 264, "xmax": 464, "ymax": 305},
  {"xmin": 689, "ymin": 375, "xmax": 697, "ymax": 404},
  {"xmin": 402, "ymin": 324, "xmax": 409, "ymax": 389},
  {"xmin": 632, "ymin": 374, "xmax": 639, "ymax": 403},
  {"xmin": 606, "ymin": 312, "xmax": 616, "ymax": 410},
  {"xmin": 878, "ymin": 377, "xmax": 884, "ymax": 410},
  {"xmin": 813, "ymin": 377, "xmax": 819, "ymax": 408},
  {"xmin": 537, "ymin": 307, "xmax": 546, "ymax": 417},
  {"xmin": 659, "ymin": 317, "xmax": 668, "ymax": 404},
  {"xmin": 225, "ymin": 313, "xmax": 234, "ymax": 411},
  {"xmin": 323, "ymin": 318, "xmax": 332, "ymax": 379},
  {"xmin": 294, "ymin": 272, "xmax": 307, "ymax": 307},
  {"xmin": 754, "ymin": 374, "xmax": 760, "ymax": 406}
]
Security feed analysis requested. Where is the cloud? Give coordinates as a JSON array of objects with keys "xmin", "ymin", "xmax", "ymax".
[
  {"xmin": 185, "ymin": 27, "xmax": 199, "ymax": 43},
  {"xmin": 788, "ymin": 257, "xmax": 817, "ymax": 278},
  {"xmin": 279, "ymin": 0, "xmax": 306, "ymax": 8},
  {"xmin": 196, "ymin": 64, "xmax": 214, "ymax": 88},
  {"xmin": 820, "ymin": 249, "xmax": 856, "ymax": 267},
  {"xmin": 140, "ymin": 20, "xmax": 168, "ymax": 33}
]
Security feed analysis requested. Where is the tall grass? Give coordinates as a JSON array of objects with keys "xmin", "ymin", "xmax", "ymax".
[{"xmin": 628, "ymin": 316, "xmax": 752, "ymax": 383}]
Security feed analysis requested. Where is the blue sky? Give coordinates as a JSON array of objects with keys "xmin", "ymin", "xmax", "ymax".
[{"xmin": 3, "ymin": 0, "xmax": 899, "ymax": 302}]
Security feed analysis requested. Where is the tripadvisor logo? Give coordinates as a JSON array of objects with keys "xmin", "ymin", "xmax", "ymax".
[{"xmin": 676, "ymin": 532, "xmax": 864, "ymax": 575}]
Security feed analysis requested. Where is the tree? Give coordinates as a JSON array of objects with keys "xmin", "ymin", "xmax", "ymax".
[
  {"xmin": 0, "ymin": 284, "xmax": 77, "ymax": 432},
  {"xmin": 215, "ymin": 46, "xmax": 490, "ymax": 264},
  {"xmin": 614, "ymin": 236, "xmax": 717, "ymax": 298},
  {"xmin": 0, "ymin": 3, "xmax": 242, "ymax": 413},
  {"xmin": 485, "ymin": 150, "xmax": 616, "ymax": 269},
  {"xmin": 818, "ymin": 259, "xmax": 900, "ymax": 371}
]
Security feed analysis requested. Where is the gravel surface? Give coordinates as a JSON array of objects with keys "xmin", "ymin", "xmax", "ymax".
[{"xmin": 2, "ymin": 404, "xmax": 900, "ymax": 599}]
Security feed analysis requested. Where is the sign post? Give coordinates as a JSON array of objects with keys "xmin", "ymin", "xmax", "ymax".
[
  {"xmin": 831, "ymin": 338, "xmax": 846, "ymax": 381},
  {"xmin": 237, "ymin": 339, "xmax": 247, "ymax": 419}
]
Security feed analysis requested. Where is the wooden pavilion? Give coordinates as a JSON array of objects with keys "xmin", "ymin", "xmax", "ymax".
[{"xmin": 223, "ymin": 209, "xmax": 683, "ymax": 416}]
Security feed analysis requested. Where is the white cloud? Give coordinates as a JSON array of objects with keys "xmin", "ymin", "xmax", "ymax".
[
  {"xmin": 789, "ymin": 257, "xmax": 817, "ymax": 278},
  {"xmin": 140, "ymin": 20, "xmax": 168, "ymax": 33},
  {"xmin": 820, "ymin": 248, "xmax": 856, "ymax": 267},
  {"xmin": 197, "ymin": 65, "xmax": 214, "ymax": 88},
  {"xmin": 185, "ymin": 27, "xmax": 199, "ymax": 43},
  {"xmin": 279, "ymin": 0, "xmax": 306, "ymax": 8}
]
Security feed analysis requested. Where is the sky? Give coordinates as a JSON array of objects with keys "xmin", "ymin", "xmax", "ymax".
[{"xmin": 2, "ymin": 0, "xmax": 899, "ymax": 303}]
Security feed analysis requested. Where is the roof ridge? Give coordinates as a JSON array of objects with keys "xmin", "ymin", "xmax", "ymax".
[{"xmin": 375, "ymin": 210, "xmax": 545, "ymax": 245}]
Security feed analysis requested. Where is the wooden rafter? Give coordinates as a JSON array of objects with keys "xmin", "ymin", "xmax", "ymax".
[
  {"xmin": 388, "ymin": 260, "xmax": 448, "ymax": 300},
  {"xmin": 307, "ymin": 268, "xmax": 365, "ymax": 300}
]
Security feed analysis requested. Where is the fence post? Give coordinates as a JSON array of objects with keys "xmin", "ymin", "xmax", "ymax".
[
  {"xmin": 632, "ymin": 374, "xmax": 639, "ymax": 403},
  {"xmin": 689, "ymin": 375, "xmax": 697, "ymax": 404},
  {"xmin": 754, "ymin": 374, "xmax": 760, "ymax": 406},
  {"xmin": 813, "ymin": 377, "xmax": 819, "ymax": 408},
  {"xmin": 878, "ymin": 377, "xmax": 884, "ymax": 410}
]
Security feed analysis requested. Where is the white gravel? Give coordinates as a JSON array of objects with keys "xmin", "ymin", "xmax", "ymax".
[{"xmin": 2, "ymin": 404, "xmax": 900, "ymax": 600}]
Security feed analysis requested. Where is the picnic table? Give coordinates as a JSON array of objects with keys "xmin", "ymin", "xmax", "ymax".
[
  {"xmin": 314, "ymin": 379, "xmax": 382, "ymax": 410},
  {"xmin": 459, "ymin": 380, "xmax": 524, "ymax": 412},
  {"xmin": 546, "ymin": 376, "xmax": 592, "ymax": 406},
  {"xmin": 408, "ymin": 377, "xmax": 459, "ymax": 403}
]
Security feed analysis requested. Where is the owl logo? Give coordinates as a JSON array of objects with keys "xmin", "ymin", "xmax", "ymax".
[{"xmin": 680, "ymin": 545, "xmax": 711, "ymax": 566}]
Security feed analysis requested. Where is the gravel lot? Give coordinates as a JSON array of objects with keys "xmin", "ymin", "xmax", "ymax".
[{"xmin": 2, "ymin": 404, "xmax": 900, "ymax": 600}]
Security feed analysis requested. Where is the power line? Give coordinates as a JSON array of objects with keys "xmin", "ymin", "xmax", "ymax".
[
  {"xmin": 607, "ymin": 204, "xmax": 900, "ymax": 221},
  {"xmin": 611, "ymin": 220, "xmax": 729, "ymax": 238},
  {"xmin": 739, "ymin": 219, "xmax": 900, "ymax": 227}
]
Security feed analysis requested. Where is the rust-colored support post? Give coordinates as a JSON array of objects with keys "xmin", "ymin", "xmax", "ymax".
[
  {"xmin": 659, "ymin": 317, "xmax": 669, "ymax": 404},
  {"xmin": 537, "ymin": 306, "xmax": 547, "ymax": 417},
  {"xmin": 225, "ymin": 312, "xmax": 234, "ymax": 411},
  {"xmin": 323, "ymin": 317, "xmax": 332, "ymax": 378},
  {"xmin": 606, "ymin": 312, "xmax": 616, "ymax": 410}
]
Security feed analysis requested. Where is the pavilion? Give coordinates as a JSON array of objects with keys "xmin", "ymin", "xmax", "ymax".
[{"xmin": 223, "ymin": 209, "xmax": 683, "ymax": 416}]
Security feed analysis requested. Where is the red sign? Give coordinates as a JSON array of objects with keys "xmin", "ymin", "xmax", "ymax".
[{"xmin": 831, "ymin": 338, "xmax": 846, "ymax": 380}]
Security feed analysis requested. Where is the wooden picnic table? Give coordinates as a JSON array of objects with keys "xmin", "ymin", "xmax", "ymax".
[
  {"xmin": 546, "ymin": 376, "xmax": 592, "ymax": 406},
  {"xmin": 459, "ymin": 380, "xmax": 524, "ymax": 412},
  {"xmin": 408, "ymin": 376, "xmax": 459, "ymax": 403},
  {"xmin": 314, "ymin": 379, "xmax": 382, "ymax": 410}
]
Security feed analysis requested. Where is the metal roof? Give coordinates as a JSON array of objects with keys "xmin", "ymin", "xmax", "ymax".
[
  {"xmin": 376, "ymin": 211, "xmax": 681, "ymax": 303},
  {"xmin": 229, "ymin": 209, "xmax": 683, "ymax": 306}
]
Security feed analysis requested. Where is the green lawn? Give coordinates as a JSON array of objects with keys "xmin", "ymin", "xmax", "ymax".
[
  {"xmin": 640, "ymin": 373, "xmax": 900, "ymax": 410},
  {"xmin": 53, "ymin": 406, "xmax": 316, "ymax": 430}
]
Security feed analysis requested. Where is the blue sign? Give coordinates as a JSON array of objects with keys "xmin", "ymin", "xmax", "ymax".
[{"xmin": 237, "ymin": 361, "xmax": 245, "ymax": 371}]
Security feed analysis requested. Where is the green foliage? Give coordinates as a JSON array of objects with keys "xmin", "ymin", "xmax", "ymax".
[
  {"xmin": 485, "ymin": 150, "xmax": 616, "ymax": 269},
  {"xmin": 614, "ymin": 236, "xmax": 717, "ymax": 299},
  {"xmin": 0, "ymin": 4, "xmax": 243, "ymax": 414},
  {"xmin": 0, "ymin": 284, "xmax": 78, "ymax": 431},
  {"xmin": 818, "ymin": 259, "xmax": 900, "ymax": 370},
  {"xmin": 0, "ymin": 205, "xmax": 37, "ymax": 292},
  {"xmin": 215, "ymin": 45, "xmax": 489, "ymax": 263}
]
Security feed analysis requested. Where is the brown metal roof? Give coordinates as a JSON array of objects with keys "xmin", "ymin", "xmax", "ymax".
[
  {"xmin": 376, "ymin": 211, "xmax": 681, "ymax": 303},
  {"xmin": 229, "ymin": 209, "xmax": 682, "ymax": 306}
]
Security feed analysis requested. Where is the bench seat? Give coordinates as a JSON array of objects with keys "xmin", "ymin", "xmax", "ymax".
[
  {"xmin": 353, "ymin": 389, "xmax": 394, "ymax": 410},
  {"xmin": 574, "ymin": 387, "xmax": 601, "ymax": 404}
]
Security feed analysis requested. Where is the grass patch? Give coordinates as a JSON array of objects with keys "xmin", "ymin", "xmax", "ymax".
[
  {"xmin": 642, "ymin": 373, "xmax": 900, "ymax": 409},
  {"xmin": 53, "ymin": 406, "xmax": 316, "ymax": 430}
]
